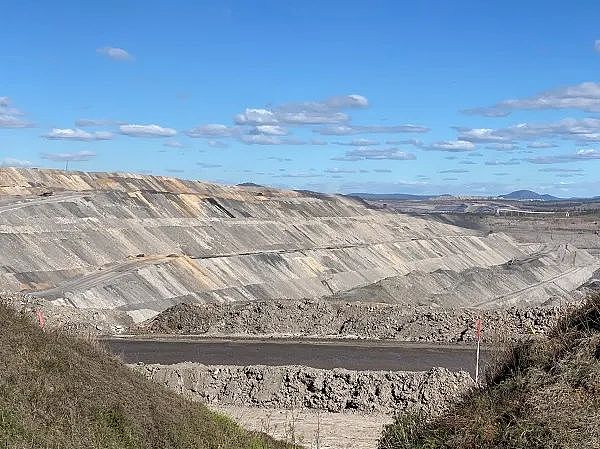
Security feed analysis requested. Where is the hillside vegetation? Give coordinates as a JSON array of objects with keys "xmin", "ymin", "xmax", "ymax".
[
  {"xmin": 379, "ymin": 294, "xmax": 600, "ymax": 449},
  {"xmin": 0, "ymin": 301, "xmax": 292, "ymax": 449}
]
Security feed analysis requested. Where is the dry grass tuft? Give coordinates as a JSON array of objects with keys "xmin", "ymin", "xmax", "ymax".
[
  {"xmin": 379, "ymin": 294, "xmax": 600, "ymax": 449},
  {"xmin": 0, "ymin": 302, "xmax": 295, "ymax": 449}
]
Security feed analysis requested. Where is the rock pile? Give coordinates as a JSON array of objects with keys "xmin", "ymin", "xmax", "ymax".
[
  {"xmin": 145, "ymin": 298, "xmax": 590, "ymax": 343},
  {"xmin": 132, "ymin": 363, "xmax": 473, "ymax": 415}
]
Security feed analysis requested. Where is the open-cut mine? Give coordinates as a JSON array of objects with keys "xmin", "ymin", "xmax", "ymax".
[{"xmin": 2, "ymin": 167, "xmax": 599, "ymax": 448}]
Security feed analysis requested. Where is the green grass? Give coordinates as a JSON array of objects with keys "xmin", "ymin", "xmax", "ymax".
[
  {"xmin": 379, "ymin": 294, "xmax": 600, "ymax": 449},
  {"xmin": 0, "ymin": 302, "xmax": 295, "ymax": 449}
]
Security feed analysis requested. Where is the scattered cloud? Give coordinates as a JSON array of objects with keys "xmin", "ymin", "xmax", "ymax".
[
  {"xmin": 595, "ymin": 40, "xmax": 600, "ymax": 52},
  {"xmin": 207, "ymin": 140, "xmax": 229, "ymax": 148},
  {"xmin": 266, "ymin": 156, "xmax": 293, "ymax": 162},
  {"xmin": 485, "ymin": 159, "xmax": 520, "ymax": 166},
  {"xmin": 235, "ymin": 109, "xmax": 278, "ymax": 125},
  {"xmin": 75, "ymin": 118, "xmax": 111, "ymax": 127},
  {"xmin": 43, "ymin": 128, "xmax": 113, "ymax": 141},
  {"xmin": 187, "ymin": 124, "xmax": 237, "ymax": 138},
  {"xmin": 332, "ymin": 147, "xmax": 417, "ymax": 161},
  {"xmin": 485, "ymin": 143, "xmax": 518, "ymax": 151},
  {"xmin": 493, "ymin": 172, "xmax": 510, "ymax": 176},
  {"xmin": 464, "ymin": 82, "xmax": 600, "ymax": 116},
  {"xmin": 334, "ymin": 138, "xmax": 380, "ymax": 146},
  {"xmin": 234, "ymin": 94, "xmax": 367, "ymax": 127},
  {"xmin": 165, "ymin": 168, "xmax": 184, "ymax": 173},
  {"xmin": 0, "ymin": 97, "xmax": 33, "ymax": 128},
  {"xmin": 423, "ymin": 140, "xmax": 476, "ymax": 152},
  {"xmin": 163, "ymin": 140, "xmax": 184, "ymax": 148},
  {"xmin": 119, "ymin": 124, "xmax": 176, "ymax": 137},
  {"xmin": 454, "ymin": 127, "xmax": 510, "ymax": 143},
  {"xmin": 196, "ymin": 162, "xmax": 223, "ymax": 168},
  {"xmin": 0, "ymin": 157, "xmax": 32, "ymax": 167},
  {"xmin": 456, "ymin": 118, "xmax": 600, "ymax": 144},
  {"xmin": 527, "ymin": 141, "xmax": 558, "ymax": 149},
  {"xmin": 315, "ymin": 124, "xmax": 429, "ymax": 135},
  {"xmin": 538, "ymin": 167, "xmax": 584, "ymax": 173},
  {"xmin": 526, "ymin": 148, "xmax": 600, "ymax": 164},
  {"xmin": 439, "ymin": 169, "xmax": 469, "ymax": 173},
  {"xmin": 41, "ymin": 150, "xmax": 96, "ymax": 161},
  {"xmin": 324, "ymin": 168, "xmax": 356, "ymax": 174},
  {"xmin": 252, "ymin": 125, "xmax": 289, "ymax": 136},
  {"xmin": 460, "ymin": 160, "xmax": 478, "ymax": 165},
  {"xmin": 97, "ymin": 46, "xmax": 133, "ymax": 61}
]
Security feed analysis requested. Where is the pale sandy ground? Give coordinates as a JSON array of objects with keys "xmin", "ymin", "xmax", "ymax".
[{"xmin": 216, "ymin": 405, "xmax": 393, "ymax": 449}]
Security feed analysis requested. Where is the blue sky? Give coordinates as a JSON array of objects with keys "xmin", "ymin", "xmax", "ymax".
[{"xmin": 2, "ymin": 0, "xmax": 600, "ymax": 197}]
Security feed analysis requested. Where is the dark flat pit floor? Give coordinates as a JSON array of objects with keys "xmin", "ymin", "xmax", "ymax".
[{"xmin": 106, "ymin": 338, "xmax": 488, "ymax": 374}]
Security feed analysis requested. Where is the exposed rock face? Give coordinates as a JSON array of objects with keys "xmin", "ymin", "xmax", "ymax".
[
  {"xmin": 1, "ymin": 168, "xmax": 549, "ymax": 322},
  {"xmin": 132, "ymin": 363, "xmax": 473, "ymax": 415}
]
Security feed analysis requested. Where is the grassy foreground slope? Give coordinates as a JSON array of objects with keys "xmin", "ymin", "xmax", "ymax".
[
  {"xmin": 0, "ymin": 303, "xmax": 292, "ymax": 449},
  {"xmin": 379, "ymin": 294, "xmax": 600, "ymax": 449}
]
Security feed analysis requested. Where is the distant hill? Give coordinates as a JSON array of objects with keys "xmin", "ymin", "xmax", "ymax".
[
  {"xmin": 499, "ymin": 190, "xmax": 559, "ymax": 201},
  {"xmin": 350, "ymin": 193, "xmax": 451, "ymax": 201}
]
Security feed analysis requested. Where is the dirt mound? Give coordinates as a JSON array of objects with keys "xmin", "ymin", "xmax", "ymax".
[
  {"xmin": 145, "ymin": 299, "xmax": 581, "ymax": 343},
  {"xmin": 133, "ymin": 363, "xmax": 472, "ymax": 415}
]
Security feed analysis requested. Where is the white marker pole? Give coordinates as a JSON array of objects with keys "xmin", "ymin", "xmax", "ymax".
[{"xmin": 475, "ymin": 318, "xmax": 482, "ymax": 385}]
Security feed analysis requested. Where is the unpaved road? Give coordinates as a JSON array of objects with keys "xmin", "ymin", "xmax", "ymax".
[{"xmin": 105, "ymin": 338, "xmax": 487, "ymax": 373}]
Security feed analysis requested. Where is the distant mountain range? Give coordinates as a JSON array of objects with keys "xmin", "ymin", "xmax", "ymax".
[
  {"xmin": 498, "ymin": 190, "xmax": 560, "ymax": 201},
  {"xmin": 350, "ymin": 190, "xmax": 567, "ymax": 201}
]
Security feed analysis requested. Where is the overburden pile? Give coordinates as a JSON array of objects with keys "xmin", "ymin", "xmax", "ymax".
[
  {"xmin": 379, "ymin": 294, "xmax": 600, "ymax": 449},
  {"xmin": 0, "ymin": 301, "xmax": 293, "ymax": 449}
]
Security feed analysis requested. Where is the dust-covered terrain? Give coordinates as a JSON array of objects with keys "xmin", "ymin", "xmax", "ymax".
[{"xmin": 2, "ymin": 168, "xmax": 599, "ymax": 448}]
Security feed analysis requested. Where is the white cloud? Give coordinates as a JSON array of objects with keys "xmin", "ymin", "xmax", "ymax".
[
  {"xmin": 41, "ymin": 150, "xmax": 96, "ymax": 161},
  {"xmin": 0, "ymin": 157, "xmax": 32, "ymax": 167},
  {"xmin": 527, "ymin": 141, "xmax": 558, "ymax": 149},
  {"xmin": 464, "ymin": 81, "xmax": 600, "ymax": 116},
  {"xmin": 485, "ymin": 159, "xmax": 520, "ymax": 166},
  {"xmin": 207, "ymin": 140, "xmax": 229, "ymax": 148},
  {"xmin": 119, "ymin": 124, "xmax": 176, "ymax": 137},
  {"xmin": 75, "ymin": 118, "xmax": 111, "ymax": 127},
  {"xmin": 240, "ymin": 134, "xmax": 282, "ymax": 145},
  {"xmin": 0, "ymin": 97, "xmax": 33, "ymax": 128},
  {"xmin": 424, "ymin": 140, "xmax": 475, "ymax": 152},
  {"xmin": 163, "ymin": 140, "xmax": 184, "ymax": 148},
  {"xmin": 457, "ymin": 118, "xmax": 600, "ymax": 144},
  {"xmin": 234, "ymin": 108, "xmax": 278, "ymax": 125},
  {"xmin": 43, "ymin": 128, "xmax": 113, "ymax": 141},
  {"xmin": 526, "ymin": 148, "xmax": 600, "ymax": 164},
  {"xmin": 485, "ymin": 143, "xmax": 519, "ymax": 151},
  {"xmin": 315, "ymin": 124, "xmax": 429, "ymax": 135},
  {"xmin": 324, "ymin": 168, "xmax": 357, "ymax": 174},
  {"xmin": 454, "ymin": 127, "xmax": 509, "ymax": 143},
  {"xmin": 187, "ymin": 124, "xmax": 237, "ymax": 138},
  {"xmin": 277, "ymin": 111, "xmax": 349, "ymax": 124},
  {"xmin": 97, "ymin": 47, "xmax": 133, "ymax": 61},
  {"xmin": 332, "ymin": 147, "xmax": 417, "ymax": 161},
  {"xmin": 334, "ymin": 138, "xmax": 379, "ymax": 146},
  {"xmin": 439, "ymin": 168, "xmax": 470, "ymax": 173},
  {"xmin": 253, "ymin": 125, "xmax": 288, "ymax": 136},
  {"xmin": 196, "ymin": 162, "xmax": 223, "ymax": 168}
]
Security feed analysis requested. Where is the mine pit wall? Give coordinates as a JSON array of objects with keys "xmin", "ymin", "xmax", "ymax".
[
  {"xmin": 131, "ymin": 363, "xmax": 473, "ymax": 415},
  {"xmin": 0, "ymin": 168, "xmax": 534, "ymax": 319}
]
